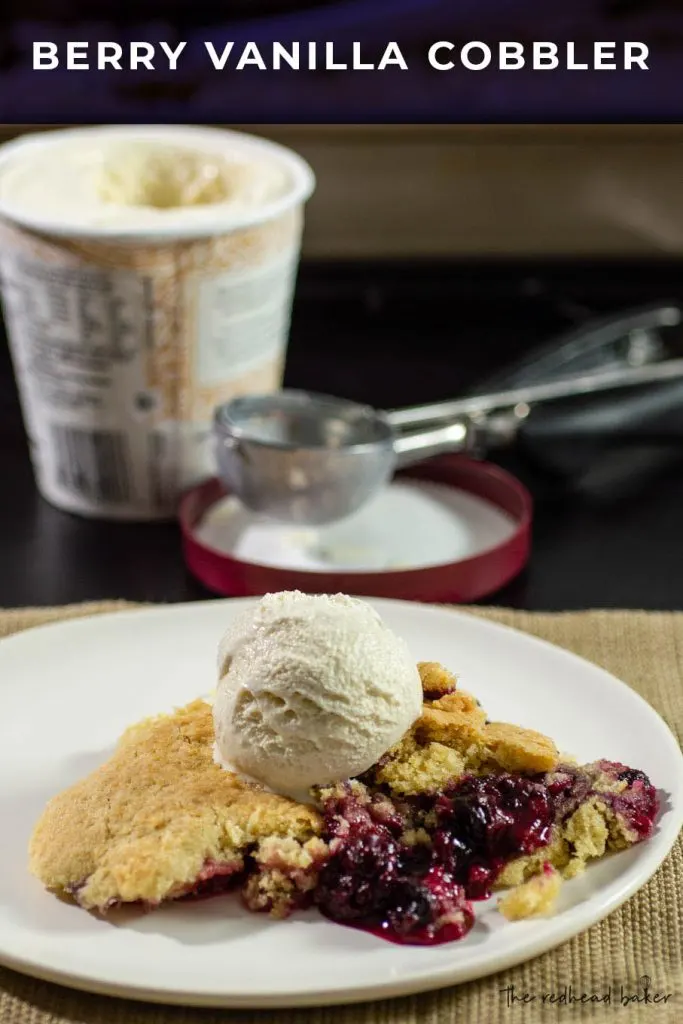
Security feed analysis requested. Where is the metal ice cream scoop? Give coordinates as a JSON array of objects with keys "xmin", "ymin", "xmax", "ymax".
[
  {"xmin": 213, "ymin": 349, "xmax": 683, "ymax": 526},
  {"xmin": 213, "ymin": 390, "xmax": 473, "ymax": 526},
  {"xmin": 212, "ymin": 302, "xmax": 683, "ymax": 524}
]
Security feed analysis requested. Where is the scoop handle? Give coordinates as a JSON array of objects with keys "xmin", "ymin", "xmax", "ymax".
[
  {"xmin": 392, "ymin": 419, "xmax": 474, "ymax": 468},
  {"xmin": 516, "ymin": 379, "xmax": 683, "ymax": 475}
]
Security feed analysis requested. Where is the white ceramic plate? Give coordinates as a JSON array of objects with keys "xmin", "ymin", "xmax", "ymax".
[{"xmin": 0, "ymin": 599, "xmax": 680, "ymax": 1008}]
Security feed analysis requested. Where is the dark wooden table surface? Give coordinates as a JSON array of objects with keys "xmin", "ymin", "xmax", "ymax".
[{"xmin": 2, "ymin": 260, "xmax": 682, "ymax": 611}]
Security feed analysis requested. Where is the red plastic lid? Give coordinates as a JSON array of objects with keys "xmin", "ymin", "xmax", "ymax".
[{"xmin": 179, "ymin": 456, "xmax": 532, "ymax": 603}]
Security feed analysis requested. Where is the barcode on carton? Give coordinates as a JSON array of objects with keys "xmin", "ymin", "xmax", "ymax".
[{"xmin": 50, "ymin": 426, "xmax": 132, "ymax": 504}]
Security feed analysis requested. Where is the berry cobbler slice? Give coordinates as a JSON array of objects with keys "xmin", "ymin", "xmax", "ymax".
[{"xmin": 29, "ymin": 663, "xmax": 659, "ymax": 945}]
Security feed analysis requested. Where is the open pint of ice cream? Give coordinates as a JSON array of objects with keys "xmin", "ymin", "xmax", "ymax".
[{"xmin": 0, "ymin": 126, "xmax": 315, "ymax": 520}]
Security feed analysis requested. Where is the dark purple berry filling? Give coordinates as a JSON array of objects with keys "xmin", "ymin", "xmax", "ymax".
[
  {"xmin": 315, "ymin": 774, "xmax": 556, "ymax": 944},
  {"xmin": 177, "ymin": 859, "xmax": 244, "ymax": 901},
  {"xmin": 422, "ymin": 686, "xmax": 458, "ymax": 702},
  {"xmin": 315, "ymin": 759, "xmax": 659, "ymax": 945},
  {"xmin": 431, "ymin": 774, "xmax": 555, "ymax": 900},
  {"xmin": 315, "ymin": 788, "xmax": 473, "ymax": 944},
  {"xmin": 593, "ymin": 760, "xmax": 659, "ymax": 840}
]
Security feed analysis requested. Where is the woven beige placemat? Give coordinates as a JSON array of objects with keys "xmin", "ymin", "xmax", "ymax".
[{"xmin": 0, "ymin": 602, "xmax": 681, "ymax": 1024}]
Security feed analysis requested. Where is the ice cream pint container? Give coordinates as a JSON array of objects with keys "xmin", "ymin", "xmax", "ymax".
[{"xmin": 0, "ymin": 125, "xmax": 315, "ymax": 520}]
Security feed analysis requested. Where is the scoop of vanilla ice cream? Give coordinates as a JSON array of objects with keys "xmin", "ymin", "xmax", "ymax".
[{"xmin": 213, "ymin": 591, "xmax": 423, "ymax": 796}]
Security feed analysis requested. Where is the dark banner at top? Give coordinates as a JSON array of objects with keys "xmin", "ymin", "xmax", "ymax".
[{"xmin": 0, "ymin": 1, "xmax": 680, "ymax": 122}]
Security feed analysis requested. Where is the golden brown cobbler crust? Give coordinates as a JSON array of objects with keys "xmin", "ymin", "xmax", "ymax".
[
  {"xmin": 498, "ymin": 865, "xmax": 562, "ymax": 920},
  {"xmin": 29, "ymin": 700, "xmax": 322, "ymax": 910},
  {"xmin": 373, "ymin": 663, "xmax": 560, "ymax": 798}
]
